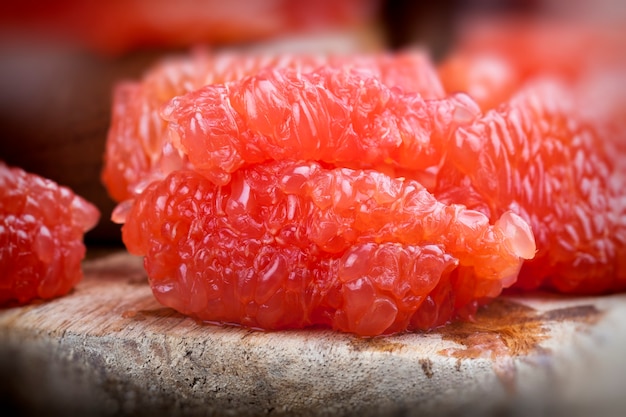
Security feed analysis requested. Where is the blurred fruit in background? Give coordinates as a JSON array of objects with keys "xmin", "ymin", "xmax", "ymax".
[
  {"xmin": 437, "ymin": 1, "xmax": 626, "ymax": 110},
  {"xmin": 0, "ymin": 0, "xmax": 382, "ymax": 55},
  {"xmin": 0, "ymin": 0, "xmax": 624, "ymax": 245},
  {"xmin": 0, "ymin": 0, "xmax": 385, "ymax": 244}
]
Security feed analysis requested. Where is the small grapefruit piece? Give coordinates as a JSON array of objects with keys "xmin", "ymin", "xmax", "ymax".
[
  {"xmin": 161, "ymin": 65, "xmax": 477, "ymax": 187},
  {"xmin": 0, "ymin": 162, "xmax": 100, "ymax": 305},
  {"xmin": 435, "ymin": 80, "xmax": 626, "ymax": 294},
  {"xmin": 102, "ymin": 49, "xmax": 445, "ymax": 203},
  {"xmin": 122, "ymin": 160, "xmax": 534, "ymax": 336}
]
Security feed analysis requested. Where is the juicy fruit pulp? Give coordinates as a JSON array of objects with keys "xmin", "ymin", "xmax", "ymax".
[
  {"xmin": 0, "ymin": 162, "xmax": 100, "ymax": 305},
  {"xmin": 118, "ymin": 62, "xmax": 535, "ymax": 335},
  {"xmin": 435, "ymin": 18, "xmax": 626, "ymax": 293},
  {"xmin": 114, "ymin": 62, "xmax": 532, "ymax": 335},
  {"xmin": 123, "ymin": 161, "xmax": 534, "ymax": 336},
  {"xmin": 102, "ymin": 49, "xmax": 445, "ymax": 203},
  {"xmin": 108, "ymin": 40, "xmax": 625, "ymax": 334},
  {"xmin": 162, "ymin": 66, "xmax": 476, "ymax": 187},
  {"xmin": 435, "ymin": 81, "xmax": 626, "ymax": 293}
]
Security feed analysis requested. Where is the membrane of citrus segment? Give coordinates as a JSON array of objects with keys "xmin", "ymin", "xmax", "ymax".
[
  {"xmin": 0, "ymin": 162, "xmax": 100, "ymax": 305},
  {"xmin": 160, "ymin": 65, "xmax": 478, "ymax": 189},
  {"xmin": 434, "ymin": 80, "xmax": 626, "ymax": 294},
  {"xmin": 122, "ymin": 160, "xmax": 534, "ymax": 336},
  {"xmin": 102, "ymin": 49, "xmax": 445, "ymax": 203}
]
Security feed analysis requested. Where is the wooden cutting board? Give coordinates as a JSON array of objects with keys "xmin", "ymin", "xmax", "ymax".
[{"xmin": 1, "ymin": 251, "xmax": 625, "ymax": 417}]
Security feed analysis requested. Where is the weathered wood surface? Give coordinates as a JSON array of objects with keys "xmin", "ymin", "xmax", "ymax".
[{"xmin": 1, "ymin": 251, "xmax": 625, "ymax": 417}]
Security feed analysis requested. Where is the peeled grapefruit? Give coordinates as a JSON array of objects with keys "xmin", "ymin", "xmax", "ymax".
[{"xmin": 107, "ymin": 45, "xmax": 625, "ymax": 335}]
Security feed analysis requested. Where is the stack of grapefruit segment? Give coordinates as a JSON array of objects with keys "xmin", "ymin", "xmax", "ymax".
[{"xmin": 102, "ymin": 24, "xmax": 626, "ymax": 335}]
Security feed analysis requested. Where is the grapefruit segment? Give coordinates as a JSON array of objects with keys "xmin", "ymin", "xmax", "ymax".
[
  {"xmin": 122, "ymin": 160, "xmax": 534, "ymax": 335},
  {"xmin": 161, "ymin": 66, "xmax": 478, "ymax": 188},
  {"xmin": 435, "ymin": 80, "xmax": 626, "ymax": 293},
  {"xmin": 102, "ymin": 49, "xmax": 445, "ymax": 202},
  {"xmin": 0, "ymin": 162, "xmax": 100, "ymax": 305}
]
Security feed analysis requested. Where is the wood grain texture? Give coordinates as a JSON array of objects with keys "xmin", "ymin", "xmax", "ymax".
[{"xmin": 1, "ymin": 251, "xmax": 626, "ymax": 417}]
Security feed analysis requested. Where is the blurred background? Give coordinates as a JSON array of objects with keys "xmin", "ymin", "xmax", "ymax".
[{"xmin": 0, "ymin": 0, "xmax": 624, "ymax": 245}]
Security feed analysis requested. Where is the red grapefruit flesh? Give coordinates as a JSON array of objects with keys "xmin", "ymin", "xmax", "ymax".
[
  {"xmin": 161, "ymin": 65, "xmax": 476, "ymax": 188},
  {"xmin": 435, "ymin": 80, "xmax": 626, "ymax": 293},
  {"xmin": 108, "ymin": 33, "xmax": 626, "ymax": 335},
  {"xmin": 0, "ymin": 162, "xmax": 100, "ymax": 305},
  {"xmin": 102, "ymin": 50, "xmax": 445, "ymax": 203},
  {"xmin": 122, "ymin": 160, "xmax": 534, "ymax": 336},
  {"xmin": 435, "ymin": 19, "xmax": 626, "ymax": 293}
]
